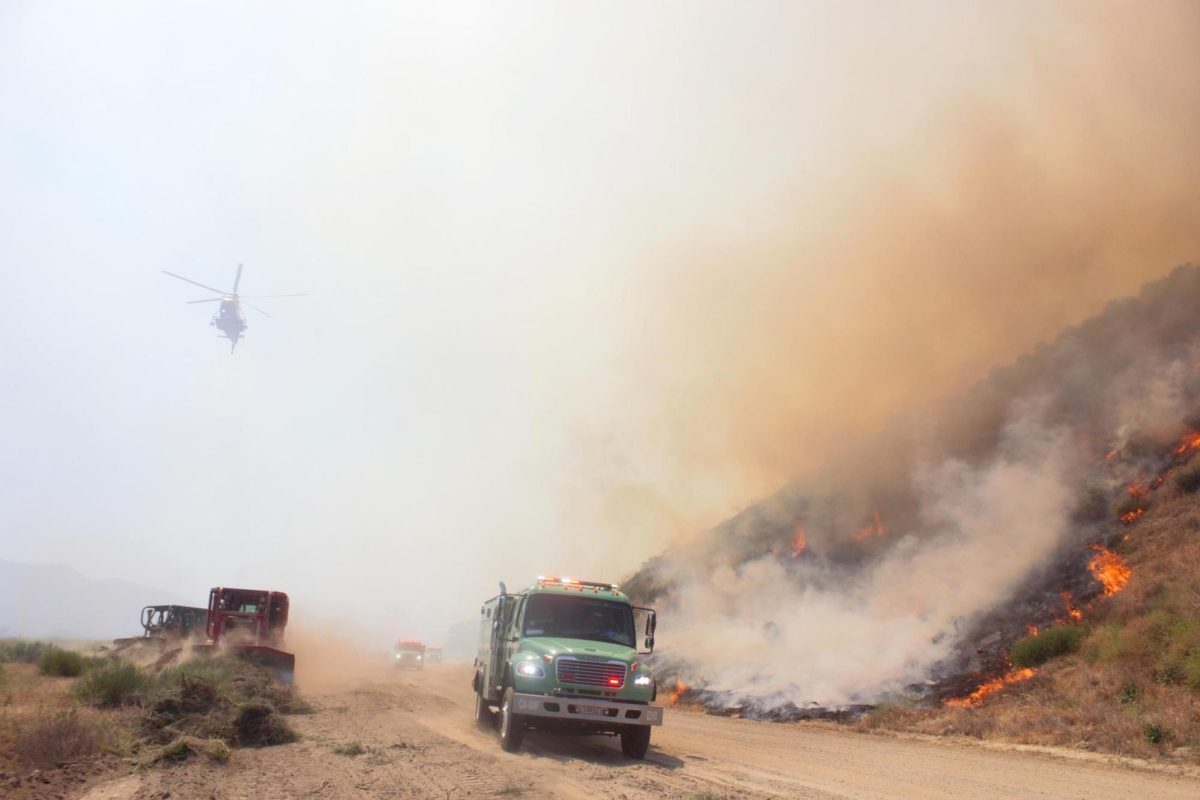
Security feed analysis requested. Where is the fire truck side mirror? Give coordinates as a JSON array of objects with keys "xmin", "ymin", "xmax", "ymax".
[{"xmin": 643, "ymin": 635, "xmax": 655, "ymax": 652}]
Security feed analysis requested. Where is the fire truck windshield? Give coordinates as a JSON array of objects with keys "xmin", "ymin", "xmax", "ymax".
[{"xmin": 522, "ymin": 594, "xmax": 635, "ymax": 647}]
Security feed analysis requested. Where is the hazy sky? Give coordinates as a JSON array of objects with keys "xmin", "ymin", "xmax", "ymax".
[{"xmin": 2, "ymin": 1, "xmax": 1198, "ymax": 644}]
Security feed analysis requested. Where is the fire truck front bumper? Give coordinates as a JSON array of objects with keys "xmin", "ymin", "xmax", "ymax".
[{"xmin": 512, "ymin": 693, "xmax": 664, "ymax": 726}]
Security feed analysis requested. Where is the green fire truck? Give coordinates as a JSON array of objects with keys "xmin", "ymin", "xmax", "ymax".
[{"xmin": 472, "ymin": 576, "xmax": 663, "ymax": 758}]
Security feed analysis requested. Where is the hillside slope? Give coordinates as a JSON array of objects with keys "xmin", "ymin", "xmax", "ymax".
[{"xmin": 625, "ymin": 264, "xmax": 1200, "ymax": 728}]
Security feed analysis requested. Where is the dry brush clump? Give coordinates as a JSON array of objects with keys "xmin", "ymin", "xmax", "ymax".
[
  {"xmin": 140, "ymin": 656, "xmax": 299, "ymax": 748},
  {"xmin": 9, "ymin": 710, "xmax": 98, "ymax": 769}
]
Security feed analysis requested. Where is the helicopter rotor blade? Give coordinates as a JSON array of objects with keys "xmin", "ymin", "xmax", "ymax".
[
  {"xmin": 239, "ymin": 293, "xmax": 308, "ymax": 299},
  {"xmin": 232, "ymin": 263, "xmax": 243, "ymax": 294},
  {"xmin": 162, "ymin": 270, "xmax": 225, "ymax": 295},
  {"xmin": 186, "ymin": 298, "xmax": 223, "ymax": 304},
  {"xmin": 244, "ymin": 302, "xmax": 273, "ymax": 318}
]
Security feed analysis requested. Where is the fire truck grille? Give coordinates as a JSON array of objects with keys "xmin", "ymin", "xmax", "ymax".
[{"xmin": 556, "ymin": 658, "xmax": 626, "ymax": 688}]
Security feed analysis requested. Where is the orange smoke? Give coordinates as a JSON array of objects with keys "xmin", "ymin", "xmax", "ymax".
[
  {"xmin": 1088, "ymin": 545, "xmax": 1132, "ymax": 596},
  {"xmin": 945, "ymin": 667, "xmax": 1037, "ymax": 708}
]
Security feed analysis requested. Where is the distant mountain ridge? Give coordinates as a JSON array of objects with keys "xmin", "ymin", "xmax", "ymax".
[{"xmin": 0, "ymin": 558, "xmax": 183, "ymax": 640}]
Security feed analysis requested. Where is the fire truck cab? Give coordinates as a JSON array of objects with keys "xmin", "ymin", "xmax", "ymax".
[{"xmin": 472, "ymin": 577, "xmax": 662, "ymax": 758}]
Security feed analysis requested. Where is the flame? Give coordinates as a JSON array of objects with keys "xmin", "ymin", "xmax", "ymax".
[
  {"xmin": 1027, "ymin": 624, "xmax": 1039, "ymax": 637},
  {"xmin": 1120, "ymin": 508, "xmax": 1145, "ymax": 525},
  {"xmin": 1104, "ymin": 448, "xmax": 1119, "ymax": 462},
  {"xmin": 791, "ymin": 524, "xmax": 807, "ymax": 557},
  {"xmin": 1061, "ymin": 591, "xmax": 1083, "ymax": 622},
  {"xmin": 945, "ymin": 667, "xmax": 1037, "ymax": 708},
  {"xmin": 1174, "ymin": 430, "xmax": 1200, "ymax": 456},
  {"xmin": 854, "ymin": 510, "xmax": 885, "ymax": 542},
  {"xmin": 667, "ymin": 679, "xmax": 688, "ymax": 705},
  {"xmin": 1126, "ymin": 479, "xmax": 1149, "ymax": 498},
  {"xmin": 1120, "ymin": 479, "xmax": 1149, "ymax": 524},
  {"xmin": 1088, "ymin": 545, "xmax": 1131, "ymax": 596}
]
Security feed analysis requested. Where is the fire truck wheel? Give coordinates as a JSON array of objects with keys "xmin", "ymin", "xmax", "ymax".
[
  {"xmin": 498, "ymin": 687, "xmax": 525, "ymax": 752},
  {"xmin": 474, "ymin": 689, "xmax": 494, "ymax": 729},
  {"xmin": 620, "ymin": 724, "xmax": 651, "ymax": 759}
]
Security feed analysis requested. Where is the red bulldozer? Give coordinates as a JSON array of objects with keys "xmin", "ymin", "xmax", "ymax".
[{"xmin": 195, "ymin": 587, "xmax": 296, "ymax": 683}]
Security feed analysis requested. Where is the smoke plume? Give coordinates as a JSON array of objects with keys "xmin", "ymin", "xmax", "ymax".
[{"xmin": 579, "ymin": 1, "xmax": 1200, "ymax": 562}]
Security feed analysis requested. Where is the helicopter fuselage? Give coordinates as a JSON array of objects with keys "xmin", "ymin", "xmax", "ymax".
[{"xmin": 211, "ymin": 297, "xmax": 247, "ymax": 348}]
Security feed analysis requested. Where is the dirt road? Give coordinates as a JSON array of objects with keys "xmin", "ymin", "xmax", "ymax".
[{"xmin": 91, "ymin": 665, "xmax": 1199, "ymax": 800}]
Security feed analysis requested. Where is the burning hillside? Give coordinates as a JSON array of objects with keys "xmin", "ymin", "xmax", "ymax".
[{"xmin": 624, "ymin": 265, "xmax": 1200, "ymax": 717}]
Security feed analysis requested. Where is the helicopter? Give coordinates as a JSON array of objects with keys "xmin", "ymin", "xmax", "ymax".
[{"xmin": 162, "ymin": 264, "xmax": 306, "ymax": 352}]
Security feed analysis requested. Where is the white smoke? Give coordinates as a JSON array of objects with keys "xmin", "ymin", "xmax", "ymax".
[{"xmin": 658, "ymin": 411, "xmax": 1077, "ymax": 706}]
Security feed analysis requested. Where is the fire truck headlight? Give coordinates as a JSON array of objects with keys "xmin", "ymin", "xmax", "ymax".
[
  {"xmin": 516, "ymin": 660, "xmax": 545, "ymax": 678},
  {"xmin": 634, "ymin": 674, "xmax": 654, "ymax": 687}
]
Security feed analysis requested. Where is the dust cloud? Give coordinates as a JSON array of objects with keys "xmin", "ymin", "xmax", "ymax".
[{"xmin": 288, "ymin": 626, "xmax": 393, "ymax": 694}]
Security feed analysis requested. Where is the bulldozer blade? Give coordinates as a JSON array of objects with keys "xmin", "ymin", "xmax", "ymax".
[
  {"xmin": 233, "ymin": 645, "xmax": 296, "ymax": 685},
  {"xmin": 112, "ymin": 636, "xmax": 167, "ymax": 653}
]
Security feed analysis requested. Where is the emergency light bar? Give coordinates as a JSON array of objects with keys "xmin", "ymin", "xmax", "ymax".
[{"xmin": 536, "ymin": 576, "xmax": 620, "ymax": 593}]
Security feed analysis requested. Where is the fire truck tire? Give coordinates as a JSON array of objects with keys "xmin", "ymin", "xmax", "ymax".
[
  {"xmin": 474, "ymin": 689, "xmax": 494, "ymax": 729},
  {"xmin": 620, "ymin": 724, "xmax": 651, "ymax": 759},
  {"xmin": 498, "ymin": 687, "xmax": 525, "ymax": 752}
]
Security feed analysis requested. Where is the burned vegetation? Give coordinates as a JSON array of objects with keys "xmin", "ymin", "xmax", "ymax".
[{"xmin": 625, "ymin": 265, "xmax": 1200, "ymax": 755}]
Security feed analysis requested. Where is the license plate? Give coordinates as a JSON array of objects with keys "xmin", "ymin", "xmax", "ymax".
[{"xmin": 576, "ymin": 704, "xmax": 606, "ymax": 716}]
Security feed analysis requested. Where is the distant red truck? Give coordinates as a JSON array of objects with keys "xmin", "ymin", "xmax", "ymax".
[{"xmin": 395, "ymin": 639, "xmax": 426, "ymax": 669}]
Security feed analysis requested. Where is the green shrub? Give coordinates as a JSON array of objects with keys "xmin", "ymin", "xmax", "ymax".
[
  {"xmin": 0, "ymin": 662, "xmax": 8, "ymax": 691},
  {"xmin": 1011, "ymin": 625, "xmax": 1088, "ymax": 669},
  {"xmin": 39, "ymin": 647, "xmax": 88, "ymax": 677},
  {"xmin": 75, "ymin": 661, "xmax": 149, "ymax": 707},
  {"xmin": 1144, "ymin": 722, "xmax": 1169, "ymax": 744},
  {"xmin": 0, "ymin": 640, "xmax": 53, "ymax": 664},
  {"xmin": 1175, "ymin": 463, "xmax": 1200, "ymax": 494}
]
